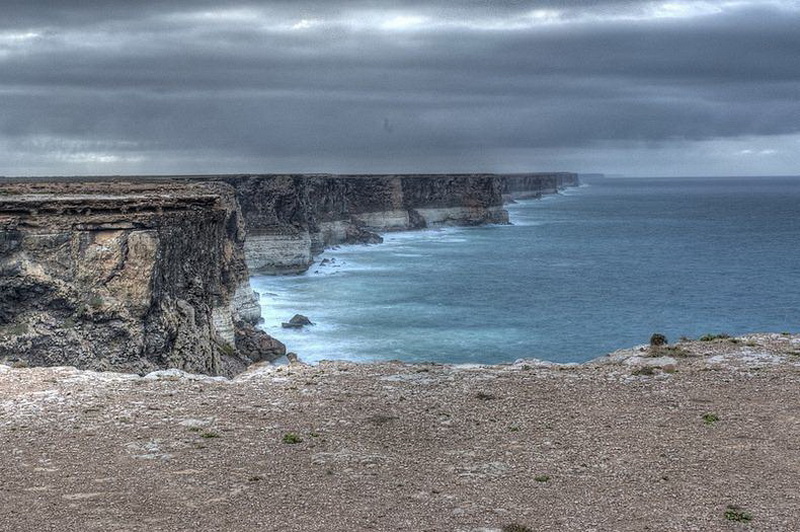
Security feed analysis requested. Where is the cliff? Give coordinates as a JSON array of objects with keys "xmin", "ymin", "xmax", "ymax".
[
  {"xmin": 0, "ymin": 181, "xmax": 284, "ymax": 376},
  {"xmin": 500, "ymin": 172, "xmax": 580, "ymax": 200},
  {"xmin": 0, "ymin": 172, "xmax": 576, "ymax": 374},
  {"xmin": 220, "ymin": 173, "xmax": 576, "ymax": 274}
]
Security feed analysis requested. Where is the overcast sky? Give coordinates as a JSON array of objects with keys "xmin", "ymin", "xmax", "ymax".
[{"xmin": 1, "ymin": 1, "xmax": 799, "ymax": 176}]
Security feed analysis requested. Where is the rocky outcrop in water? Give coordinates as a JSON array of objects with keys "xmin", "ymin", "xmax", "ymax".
[{"xmin": 0, "ymin": 180, "xmax": 284, "ymax": 376}]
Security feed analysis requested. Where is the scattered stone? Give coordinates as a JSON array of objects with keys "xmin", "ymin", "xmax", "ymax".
[
  {"xmin": 290, "ymin": 314, "xmax": 313, "ymax": 325},
  {"xmin": 235, "ymin": 323, "xmax": 286, "ymax": 362},
  {"xmin": 282, "ymin": 314, "xmax": 314, "ymax": 329},
  {"xmin": 623, "ymin": 356, "xmax": 678, "ymax": 368},
  {"xmin": 143, "ymin": 369, "xmax": 227, "ymax": 382}
]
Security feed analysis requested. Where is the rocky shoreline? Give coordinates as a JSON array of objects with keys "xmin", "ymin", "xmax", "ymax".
[{"xmin": 2, "ymin": 333, "xmax": 799, "ymax": 531}]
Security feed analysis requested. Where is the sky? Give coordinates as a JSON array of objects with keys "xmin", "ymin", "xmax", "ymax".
[{"xmin": 1, "ymin": 0, "xmax": 799, "ymax": 177}]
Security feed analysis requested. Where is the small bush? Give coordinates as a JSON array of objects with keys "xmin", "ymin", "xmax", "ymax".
[
  {"xmin": 7, "ymin": 323, "xmax": 29, "ymax": 336},
  {"xmin": 366, "ymin": 414, "xmax": 397, "ymax": 425},
  {"xmin": 724, "ymin": 505, "xmax": 752, "ymax": 522},
  {"xmin": 503, "ymin": 524, "xmax": 534, "ymax": 532},
  {"xmin": 533, "ymin": 474, "xmax": 550, "ymax": 482},
  {"xmin": 699, "ymin": 333, "xmax": 730, "ymax": 342},
  {"xmin": 703, "ymin": 413, "xmax": 720, "ymax": 425},
  {"xmin": 650, "ymin": 333, "xmax": 668, "ymax": 346},
  {"xmin": 200, "ymin": 430, "xmax": 220, "ymax": 439},
  {"xmin": 632, "ymin": 366, "xmax": 656, "ymax": 376},
  {"xmin": 282, "ymin": 432, "xmax": 303, "ymax": 444}
]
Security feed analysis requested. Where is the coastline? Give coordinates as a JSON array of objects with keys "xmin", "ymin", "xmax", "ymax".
[
  {"xmin": 254, "ymin": 187, "xmax": 589, "ymax": 366},
  {"xmin": 2, "ymin": 332, "xmax": 799, "ymax": 531},
  {"xmin": 0, "ymin": 173, "xmax": 578, "ymax": 375}
]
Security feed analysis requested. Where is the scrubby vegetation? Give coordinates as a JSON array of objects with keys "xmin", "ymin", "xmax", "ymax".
[
  {"xmin": 282, "ymin": 432, "xmax": 303, "ymax": 444},
  {"xmin": 699, "ymin": 333, "xmax": 730, "ymax": 342}
]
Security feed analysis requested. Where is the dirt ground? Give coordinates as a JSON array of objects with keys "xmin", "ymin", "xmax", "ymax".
[{"xmin": 2, "ymin": 333, "xmax": 799, "ymax": 531}]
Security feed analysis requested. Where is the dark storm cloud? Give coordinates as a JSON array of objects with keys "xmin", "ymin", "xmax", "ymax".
[{"xmin": 1, "ymin": 1, "xmax": 799, "ymax": 174}]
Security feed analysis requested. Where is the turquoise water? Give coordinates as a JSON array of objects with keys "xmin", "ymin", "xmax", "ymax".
[{"xmin": 251, "ymin": 176, "xmax": 800, "ymax": 364}]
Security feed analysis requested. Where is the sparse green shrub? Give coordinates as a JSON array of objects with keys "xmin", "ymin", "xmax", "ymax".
[
  {"xmin": 703, "ymin": 413, "xmax": 720, "ymax": 425},
  {"xmin": 475, "ymin": 392, "xmax": 496, "ymax": 401},
  {"xmin": 699, "ymin": 333, "xmax": 730, "ymax": 342},
  {"xmin": 282, "ymin": 432, "xmax": 303, "ymax": 444},
  {"xmin": 662, "ymin": 345, "xmax": 692, "ymax": 357},
  {"xmin": 366, "ymin": 414, "xmax": 397, "ymax": 425},
  {"xmin": 533, "ymin": 475, "xmax": 550, "ymax": 482},
  {"xmin": 200, "ymin": 430, "xmax": 220, "ymax": 438},
  {"xmin": 8, "ymin": 323, "xmax": 29, "ymax": 336},
  {"xmin": 632, "ymin": 366, "xmax": 656, "ymax": 376},
  {"xmin": 650, "ymin": 333, "xmax": 668, "ymax": 346},
  {"xmin": 503, "ymin": 524, "xmax": 534, "ymax": 532},
  {"xmin": 724, "ymin": 505, "xmax": 752, "ymax": 522}
]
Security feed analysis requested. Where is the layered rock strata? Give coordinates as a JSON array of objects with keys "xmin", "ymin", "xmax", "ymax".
[
  {"xmin": 220, "ymin": 173, "xmax": 576, "ymax": 274},
  {"xmin": 0, "ymin": 181, "xmax": 284, "ymax": 376},
  {"xmin": 500, "ymin": 172, "xmax": 580, "ymax": 200}
]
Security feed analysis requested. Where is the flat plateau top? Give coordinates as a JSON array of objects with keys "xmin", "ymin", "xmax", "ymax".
[
  {"xmin": 1, "ymin": 172, "xmax": 572, "ymax": 183},
  {"xmin": 2, "ymin": 333, "xmax": 798, "ymax": 531}
]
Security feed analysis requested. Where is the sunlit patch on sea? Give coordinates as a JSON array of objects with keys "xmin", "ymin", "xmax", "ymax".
[{"xmin": 250, "ymin": 176, "xmax": 800, "ymax": 364}]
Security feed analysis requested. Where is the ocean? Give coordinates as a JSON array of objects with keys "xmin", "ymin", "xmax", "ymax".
[{"xmin": 250, "ymin": 176, "xmax": 800, "ymax": 365}]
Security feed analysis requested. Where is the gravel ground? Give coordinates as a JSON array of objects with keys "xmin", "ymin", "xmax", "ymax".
[{"xmin": 2, "ymin": 333, "xmax": 799, "ymax": 531}]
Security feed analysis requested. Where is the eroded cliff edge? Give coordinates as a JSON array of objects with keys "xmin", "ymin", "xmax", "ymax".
[
  {"xmin": 220, "ymin": 172, "xmax": 578, "ymax": 274},
  {"xmin": 0, "ymin": 172, "xmax": 577, "ymax": 374},
  {"xmin": 0, "ymin": 181, "xmax": 284, "ymax": 376}
]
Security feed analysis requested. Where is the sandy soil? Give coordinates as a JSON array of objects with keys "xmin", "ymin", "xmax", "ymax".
[{"xmin": 2, "ymin": 333, "xmax": 799, "ymax": 531}]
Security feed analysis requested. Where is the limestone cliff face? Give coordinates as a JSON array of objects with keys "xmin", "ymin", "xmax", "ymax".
[
  {"xmin": 500, "ymin": 172, "xmax": 580, "ymax": 200},
  {"xmin": 0, "ymin": 181, "xmax": 284, "ymax": 376},
  {"xmin": 221, "ymin": 173, "xmax": 575, "ymax": 274}
]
